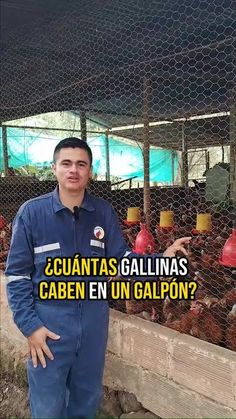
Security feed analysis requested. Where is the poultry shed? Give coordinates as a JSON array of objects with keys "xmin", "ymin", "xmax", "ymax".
[{"xmin": 110, "ymin": 206, "xmax": 236, "ymax": 354}]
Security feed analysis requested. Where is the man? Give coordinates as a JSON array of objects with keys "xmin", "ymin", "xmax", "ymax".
[{"xmin": 5, "ymin": 137, "xmax": 190, "ymax": 419}]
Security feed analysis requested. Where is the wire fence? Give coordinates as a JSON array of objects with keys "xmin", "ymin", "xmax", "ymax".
[{"xmin": 0, "ymin": 0, "xmax": 236, "ymax": 352}]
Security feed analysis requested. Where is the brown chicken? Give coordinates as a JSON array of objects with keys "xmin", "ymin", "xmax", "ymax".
[
  {"xmin": 126, "ymin": 298, "xmax": 163, "ymax": 323},
  {"xmin": 193, "ymin": 267, "xmax": 234, "ymax": 299},
  {"xmin": 222, "ymin": 288, "xmax": 236, "ymax": 307},
  {"xmin": 122, "ymin": 225, "xmax": 140, "ymax": 249},
  {"xmin": 225, "ymin": 304, "xmax": 236, "ymax": 351},
  {"xmin": 0, "ymin": 250, "xmax": 8, "ymax": 270},
  {"xmin": 125, "ymin": 280, "xmax": 163, "ymax": 322},
  {"xmin": 165, "ymin": 300, "xmax": 224, "ymax": 345},
  {"xmin": 162, "ymin": 296, "xmax": 190, "ymax": 323},
  {"xmin": 155, "ymin": 229, "xmax": 175, "ymax": 253}
]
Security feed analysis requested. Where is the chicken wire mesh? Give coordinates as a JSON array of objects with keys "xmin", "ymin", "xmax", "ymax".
[{"xmin": 0, "ymin": 0, "xmax": 236, "ymax": 353}]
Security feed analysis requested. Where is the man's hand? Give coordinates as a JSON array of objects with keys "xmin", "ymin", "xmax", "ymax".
[
  {"xmin": 163, "ymin": 237, "xmax": 191, "ymax": 257},
  {"xmin": 28, "ymin": 326, "xmax": 60, "ymax": 368}
]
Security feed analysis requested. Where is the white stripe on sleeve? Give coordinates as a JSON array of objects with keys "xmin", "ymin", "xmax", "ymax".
[
  {"xmin": 6, "ymin": 275, "xmax": 31, "ymax": 283},
  {"xmin": 34, "ymin": 242, "xmax": 60, "ymax": 254}
]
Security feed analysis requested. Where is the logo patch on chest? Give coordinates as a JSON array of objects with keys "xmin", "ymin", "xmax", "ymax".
[{"xmin": 94, "ymin": 226, "xmax": 105, "ymax": 240}]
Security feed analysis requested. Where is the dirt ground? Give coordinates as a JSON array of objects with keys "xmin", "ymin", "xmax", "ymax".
[
  {"xmin": 0, "ymin": 372, "xmax": 158, "ymax": 419},
  {"xmin": 0, "ymin": 372, "xmax": 30, "ymax": 419}
]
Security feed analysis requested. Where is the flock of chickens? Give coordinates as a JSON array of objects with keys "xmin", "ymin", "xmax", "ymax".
[{"xmin": 110, "ymin": 209, "xmax": 236, "ymax": 353}]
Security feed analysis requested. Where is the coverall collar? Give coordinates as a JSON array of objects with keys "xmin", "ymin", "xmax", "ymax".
[{"xmin": 52, "ymin": 186, "xmax": 95, "ymax": 213}]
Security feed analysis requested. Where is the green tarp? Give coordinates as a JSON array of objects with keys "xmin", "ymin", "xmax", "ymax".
[{"xmin": 0, "ymin": 127, "xmax": 178, "ymax": 182}]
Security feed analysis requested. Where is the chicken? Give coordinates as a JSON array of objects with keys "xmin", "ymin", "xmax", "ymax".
[
  {"xmin": 155, "ymin": 229, "xmax": 175, "ymax": 253},
  {"xmin": 165, "ymin": 300, "xmax": 224, "ymax": 345},
  {"xmin": 192, "ymin": 289, "xmax": 236, "ymax": 336},
  {"xmin": 125, "ymin": 298, "xmax": 163, "ymax": 323},
  {"xmin": 193, "ymin": 267, "xmax": 233, "ymax": 299},
  {"xmin": 164, "ymin": 310, "xmax": 194, "ymax": 334},
  {"xmin": 222, "ymin": 288, "xmax": 236, "ymax": 307},
  {"xmin": 162, "ymin": 296, "xmax": 190, "ymax": 323},
  {"xmin": 125, "ymin": 281, "xmax": 163, "ymax": 322},
  {"xmin": 135, "ymin": 307, "xmax": 159, "ymax": 322},
  {"xmin": 225, "ymin": 304, "xmax": 236, "ymax": 351},
  {"xmin": 191, "ymin": 308, "xmax": 223, "ymax": 345},
  {"xmin": 0, "ymin": 250, "xmax": 8, "ymax": 266},
  {"xmin": 122, "ymin": 225, "xmax": 140, "ymax": 249},
  {"xmin": 0, "ymin": 220, "xmax": 11, "ymax": 251},
  {"xmin": 125, "ymin": 299, "xmax": 148, "ymax": 315},
  {"xmin": 108, "ymin": 299, "xmax": 126, "ymax": 313}
]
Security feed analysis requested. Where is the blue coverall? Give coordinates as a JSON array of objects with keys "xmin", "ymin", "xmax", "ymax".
[{"xmin": 5, "ymin": 187, "xmax": 133, "ymax": 419}]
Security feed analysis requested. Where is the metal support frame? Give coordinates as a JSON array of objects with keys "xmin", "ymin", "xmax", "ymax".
[
  {"xmin": 230, "ymin": 104, "xmax": 236, "ymax": 205},
  {"xmin": 171, "ymin": 150, "xmax": 175, "ymax": 185},
  {"xmin": 105, "ymin": 131, "xmax": 110, "ymax": 182},
  {"xmin": 143, "ymin": 76, "xmax": 151, "ymax": 228},
  {"xmin": 80, "ymin": 110, "xmax": 87, "ymax": 141},
  {"xmin": 2, "ymin": 124, "xmax": 101, "ymax": 135},
  {"xmin": 1, "ymin": 125, "xmax": 9, "ymax": 176},
  {"xmin": 181, "ymin": 122, "xmax": 188, "ymax": 187}
]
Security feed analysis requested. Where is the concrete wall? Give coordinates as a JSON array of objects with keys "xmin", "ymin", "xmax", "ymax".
[
  {"xmin": 1, "ymin": 276, "xmax": 236, "ymax": 418},
  {"xmin": 105, "ymin": 310, "xmax": 236, "ymax": 418}
]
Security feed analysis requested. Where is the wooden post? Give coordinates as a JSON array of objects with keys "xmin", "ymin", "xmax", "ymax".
[
  {"xmin": 105, "ymin": 131, "xmax": 110, "ymax": 182},
  {"xmin": 80, "ymin": 110, "xmax": 87, "ymax": 141},
  {"xmin": 143, "ymin": 77, "xmax": 151, "ymax": 228},
  {"xmin": 230, "ymin": 105, "xmax": 236, "ymax": 204},
  {"xmin": 171, "ymin": 150, "xmax": 175, "ymax": 185},
  {"xmin": 206, "ymin": 150, "xmax": 210, "ymax": 172},
  {"xmin": 1, "ymin": 125, "xmax": 9, "ymax": 176},
  {"xmin": 181, "ymin": 122, "xmax": 188, "ymax": 187}
]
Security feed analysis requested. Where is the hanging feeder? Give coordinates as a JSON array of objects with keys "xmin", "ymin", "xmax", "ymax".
[
  {"xmin": 157, "ymin": 210, "xmax": 175, "ymax": 232},
  {"xmin": 124, "ymin": 207, "xmax": 141, "ymax": 226},
  {"xmin": 219, "ymin": 221, "xmax": 236, "ymax": 267},
  {"xmin": 133, "ymin": 223, "xmax": 156, "ymax": 255},
  {"xmin": 192, "ymin": 213, "xmax": 212, "ymax": 235}
]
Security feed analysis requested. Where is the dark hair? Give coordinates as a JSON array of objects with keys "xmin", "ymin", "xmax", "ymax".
[{"xmin": 53, "ymin": 137, "xmax": 93, "ymax": 166}]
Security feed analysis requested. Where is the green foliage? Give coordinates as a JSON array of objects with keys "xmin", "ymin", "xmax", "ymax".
[{"xmin": 14, "ymin": 165, "xmax": 56, "ymax": 181}]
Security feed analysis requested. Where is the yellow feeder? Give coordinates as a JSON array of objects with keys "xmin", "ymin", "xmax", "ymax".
[
  {"xmin": 126, "ymin": 207, "xmax": 140, "ymax": 223},
  {"xmin": 159, "ymin": 210, "xmax": 174, "ymax": 228},
  {"xmin": 196, "ymin": 213, "xmax": 212, "ymax": 232}
]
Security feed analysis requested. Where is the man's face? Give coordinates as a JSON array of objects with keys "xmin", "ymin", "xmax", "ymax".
[{"xmin": 52, "ymin": 147, "xmax": 92, "ymax": 193}]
